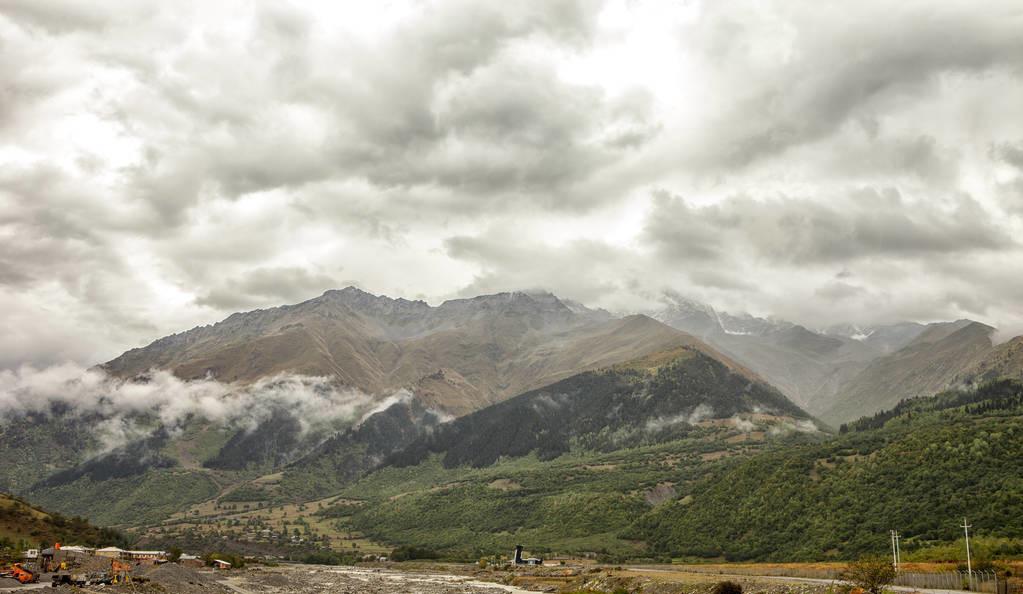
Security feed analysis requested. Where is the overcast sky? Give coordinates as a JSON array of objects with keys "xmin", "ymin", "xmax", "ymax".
[{"xmin": 2, "ymin": 0, "xmax": 1023, "ymax": 369}]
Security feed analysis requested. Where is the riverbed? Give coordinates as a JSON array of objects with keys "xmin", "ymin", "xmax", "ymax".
[{"xmin": 223, "ymin": 565, "xmax": 536, "ymax": 594}]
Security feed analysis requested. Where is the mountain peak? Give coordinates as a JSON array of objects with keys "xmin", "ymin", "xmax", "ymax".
[{"xmin": 437, "ymin": 290, "xmax": 573, "ymax": 315}]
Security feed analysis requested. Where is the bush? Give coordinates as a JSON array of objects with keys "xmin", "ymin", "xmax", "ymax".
[
  {"xmin": 843, "ymin": 555, "xmax": 896, "ymax": 594},
  {"xmin": 302, "ymin": 551, "xmax": 358, "ymax": 565},
  {"xmin": 712, "ymin": 580, "xmax": 743, "ymax": 594},
  {"xmin": 389, "ymin": 546, "xmax": 439, "ymax": 562}
]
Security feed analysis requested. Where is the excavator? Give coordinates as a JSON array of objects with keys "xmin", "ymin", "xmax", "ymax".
[{"xmin": 0, "ymin": 562, "xmax": 39, "ymax": 584}]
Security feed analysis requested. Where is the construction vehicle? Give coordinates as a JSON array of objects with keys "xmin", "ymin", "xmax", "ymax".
[
  {"xmin": 0, "ymin": 562, "xmax": 39, "ymax": 584},
  {"xmin": 51, "ymin": 571, "xmax": 113, "ymax": 587},
  {"xmin": 51, "ymin": 558, "xmax": 130, "ymax": 587}
]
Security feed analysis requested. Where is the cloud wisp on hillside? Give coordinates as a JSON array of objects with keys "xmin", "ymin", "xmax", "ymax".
[{"xmin": 0, "ymin": 363, "xmax": 407, "ymax": 453}]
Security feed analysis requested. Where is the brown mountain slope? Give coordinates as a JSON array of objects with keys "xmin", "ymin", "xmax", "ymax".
[
  {"xmin": 961, "ymin": 335, "xmax": 1023, "ymax": 385},
  {"xmin": 820, "ymin": 320, "xmax": 995, "ymax": 424},
  {"xmin": 102, "ymin": 288, "xmax": 725, "ymax": 417}
]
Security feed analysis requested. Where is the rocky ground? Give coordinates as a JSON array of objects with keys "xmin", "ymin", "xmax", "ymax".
[
  {"xmin": 222, "ymin": 566, "xmax": 533, "ymax": 594},
  {"xmin": 224, "ymin": 564, "xmax": 836, "ymax": 594},
  {"xmin": 40, "ymin": 562, "xmax": 839, "ymax": 594}
]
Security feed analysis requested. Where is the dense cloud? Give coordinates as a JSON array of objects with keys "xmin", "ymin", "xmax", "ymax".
[
  {"xmin": 644, "ymin": 189, "xmax": 1013, "ymax": 265},
  {"xmin": 1, "ymin": 0, "xmax": 1023, "ymax": 370},
  {"xmin": 0, "ymin": 363, "xmax": 406, "ymax": 453}
]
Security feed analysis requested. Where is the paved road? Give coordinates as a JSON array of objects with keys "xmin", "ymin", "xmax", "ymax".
[{"xmin": 629, "ymin": 568, "xmax": 974, "ymax": 594}]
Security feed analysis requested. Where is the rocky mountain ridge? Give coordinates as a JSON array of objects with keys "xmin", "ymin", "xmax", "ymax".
[
  {"xmin": 101, "ymin": 286, "xmax": 1019, "ymax": 426},
  {"xmin": 103, "ymin": 287, "xmax": 716, "ymax": 417}
]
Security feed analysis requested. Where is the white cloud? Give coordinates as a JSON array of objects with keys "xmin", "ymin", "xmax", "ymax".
[
  {"xmin": 0, "ymin": 363, "xmax": 396, "ymax": 452},
  {"xmin": 2, "ymin": 0, "xmax": 1023, "ymax": 369}
]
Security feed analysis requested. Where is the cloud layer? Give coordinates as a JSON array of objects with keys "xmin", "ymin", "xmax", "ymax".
[
  {"xmin": 2, "ymin": 0, "xmax": 1023, "ymax": 369},
  {"xmin": 0, "ymin": 363, "xmax": 404, "ymax": 452}
]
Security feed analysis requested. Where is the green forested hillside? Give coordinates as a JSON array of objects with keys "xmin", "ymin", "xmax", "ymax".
[
  {"xmin": 343, "ymin": 424, "xmax": 800, "ymax": 558},
  {"xmin": 331, "ymin": 379, "xmax": 1023, "ymax": 562},
  {"xmin": 277, "ymin": 399, "xmax": 447, "ymax": 500},
  {"xmin": 0, "ymin": 493, "xmax": 128, "ymax": 551},
  {"xmin": 631, "ymin": 379, "xmax": 1023, "ymax": 561}
]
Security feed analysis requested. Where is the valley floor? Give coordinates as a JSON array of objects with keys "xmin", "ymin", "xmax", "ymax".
[
  {"xmin": 13, "ymin": 562, "xmax": 1016, "ymax": 594},
  {"xmin": 202, "ymin": 564, "xmax": 840, "ymax": 594}
]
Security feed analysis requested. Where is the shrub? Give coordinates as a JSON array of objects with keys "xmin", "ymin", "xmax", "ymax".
[
  {"xmin": 302, "ymin": 551, "xmax": 357, "ymax": 565},
  {"xmin": 843, "ymin": 555, "xmax": 896, "ymax": 594},
  {"xmin": 389, "ymin": 546, "xmax": 439, "ymax": 562},
  {"xmin": 712, "ymin": 580, "xmax": 743, "ymax": 594}
]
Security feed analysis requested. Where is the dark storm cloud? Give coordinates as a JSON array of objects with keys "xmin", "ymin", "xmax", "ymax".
[
  {"xmin": 2, "ymin": 0, "xmax": 1023, "ymax": 369},
  {"xmin": 683, "ymin": 2, "xmax": 1023, "ymax": 170},
  {"xmin": 645, "ymin": 189, "xmax": 1013, "ymax": 266},
  {"xmin": 0, "ymin": 164, "xmax": 124, "ymax": 288},
  {"xmin": 80, "ymin": 0, "xmax": 620, "ymax": 227}
]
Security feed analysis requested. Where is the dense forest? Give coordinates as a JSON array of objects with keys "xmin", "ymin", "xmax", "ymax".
[
  {"xmin": 342, "ymin": 379, "xmax": 1023, "ymax": 561},
  {"xmin": 632, "ymin": 412, "xmax": 1023, "ymax": 560},
  {"xmin": 844, "ymin": 379, "xmax": 1023, "ymax": 432}
]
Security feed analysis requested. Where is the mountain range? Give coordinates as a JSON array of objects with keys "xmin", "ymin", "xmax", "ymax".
[
  {"xmin": 651, "ymin": 293, "xmax": 1009, "ymax": 424},
  {"xmin": 3, "ymin": 286, "xmax": 1023, "ymax": 562},
  {"xmin": 103, "ymin": 287, "xmax": 729, "ymax": 417},
  {"xmin": 100, "ymin": 286, "xmax": 1018, "ymax": 426}
]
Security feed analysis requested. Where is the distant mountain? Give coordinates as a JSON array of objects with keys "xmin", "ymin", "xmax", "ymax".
[
  {"xmin": 822, "ymin": 322, "xmax": 930, "ymax": 354},
  {"xmin": 654, "ymin": 297, "xmax": 916, "ymax": 416},
  {"xmin": 104, "ymin": 287, "xmax": 710, "ymax": 417},
  {"xmin": 388, "ymin": 346, "xmax": 813, "ymax": 469},
  {"xmin": 819, "ymin": 320, "xmax": 996, "ymax": 424},
  {"xmin": 650, "ymin": 295, "xmax": 1000, "ymax": 421}
]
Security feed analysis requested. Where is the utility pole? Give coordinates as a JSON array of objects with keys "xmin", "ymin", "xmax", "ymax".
[
  {"xmin": 895, "ymin": 530, "xmax": 902, "ymax": 568},
  {"xmin": 890, "ymin": 530, "xmax": 899, "ymax": 571},
  {"xmin": 961, "ymin": 518, "xmax": 973, "ymax": 584}
]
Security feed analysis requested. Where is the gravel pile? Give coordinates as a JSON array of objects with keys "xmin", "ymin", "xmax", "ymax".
[
  {"xmin": 136, "ymin": 562, "xmax": 234, "ymax": 593},
  {"xmin": 51, "ymin": 562, "xmax": 233, "ymax": 594}
]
